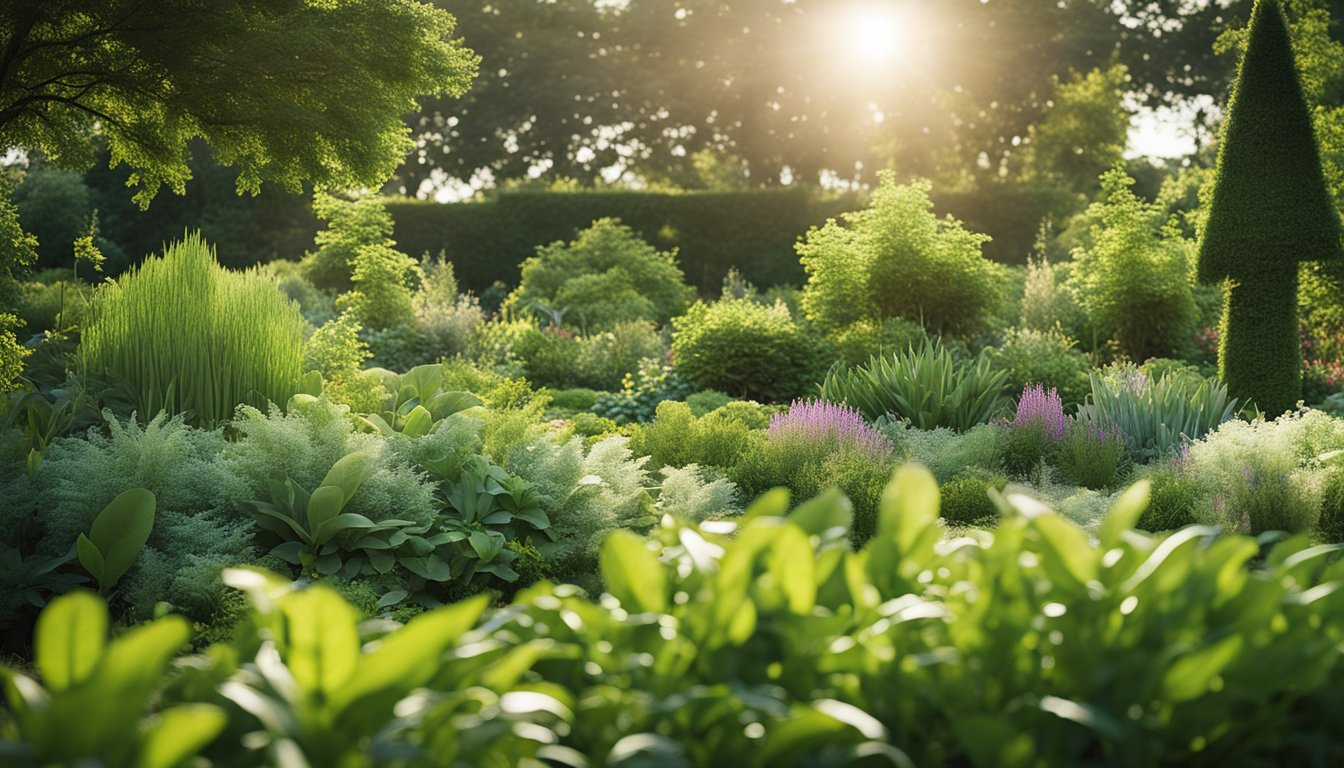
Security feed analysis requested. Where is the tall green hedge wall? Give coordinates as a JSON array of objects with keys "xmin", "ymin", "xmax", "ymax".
[{"xmin": 385, "ymin": 185, "xmax": 1054, "ymax": 293}]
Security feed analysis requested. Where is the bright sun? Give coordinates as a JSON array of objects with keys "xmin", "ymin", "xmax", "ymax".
[{"xmin": 841, "ymin": 5, "xmax": 914, "ymax": 68}]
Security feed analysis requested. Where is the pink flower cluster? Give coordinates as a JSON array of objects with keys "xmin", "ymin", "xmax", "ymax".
[
  {"xmin": 1012, "ymin": 384, "xmax": 1066, "ymax": 440},
  {"xmin": 768, "ymin": 399, "xmax": 893, "ymax": 459}
]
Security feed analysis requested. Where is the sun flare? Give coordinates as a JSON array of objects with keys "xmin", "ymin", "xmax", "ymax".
[{"xmin": 840, "ymin": 5, "xmax": 914, "ymax": 68}]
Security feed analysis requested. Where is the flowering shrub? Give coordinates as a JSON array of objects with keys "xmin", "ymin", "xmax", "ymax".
[
  {"xmin": 767, "ymin": 399, "xmax": 893, "ymax": 461},
  {"xmin": 1012, "ymin": 384, "xmax": 1066, "ymax": 440}
]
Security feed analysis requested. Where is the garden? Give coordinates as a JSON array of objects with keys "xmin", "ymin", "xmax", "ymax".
[{"xmin": 2, "ymin": 0, "xmax": 1344, "ymax": 765}]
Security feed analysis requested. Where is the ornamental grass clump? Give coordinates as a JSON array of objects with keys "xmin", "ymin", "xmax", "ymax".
[
  {"xmin": 81, "ymin": 233, "xmax": 306, "ymax": 426},
  {"xmin": 767, "ymin": 399, "xmax": 893, "ymax": 461}
]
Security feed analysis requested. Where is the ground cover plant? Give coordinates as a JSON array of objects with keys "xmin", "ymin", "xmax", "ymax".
[{"xmin": 4, "ymin": 0, "xmax": 1344, "ymax": 763}]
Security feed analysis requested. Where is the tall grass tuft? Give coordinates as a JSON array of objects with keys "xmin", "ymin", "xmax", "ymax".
[{"xmin": 81, "ymin": 233, "xmax": 306, "ymax": 426}]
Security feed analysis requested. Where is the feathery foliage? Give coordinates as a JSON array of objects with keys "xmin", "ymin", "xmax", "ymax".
[{"xmin": 81, "ymin": 234, "xmax": 306, "ymax": 426}]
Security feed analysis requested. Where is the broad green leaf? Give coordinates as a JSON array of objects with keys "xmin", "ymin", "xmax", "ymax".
[
  {"xmin": 770, "ymin": 525, "xmax": 817, "ymax": 614},
  {"xmin": 141, "ymin": 705, "xmax": 228, "ymax": 768},
  {"xmin": 320, "ymin": 451, "xmax": 377, "ymax": 504},
  {"xmin": 402, "ymin": 364, "xmax": 443, "ymax": 401},
  {"xmin": 1164, "ymin": 635, "xmax": 1244, "ymax": 702},
  {"xmin": 1033, "ymin": 514, "xmax": 1097, "ymax": 587},
  {"xmin": 426, "ymin": 390, "xmax": 482, "ymax": 419},
  {"xmin": 600, "ymin": 530, "xmax": 667, "ymax": 614},
  {"xmin": 790, "ymin": 487, "xmax": 853, "ymax": 538},
  {"xmin": 1100, "ymin": 480, "xmax": 1150, "ymax": 547},
  {"xmin": 401, "ymin": 405, "xmax": 434, "ymax": 437},
  {"xmin": 86, "ymin": 487, "xmax": 156, "ymax": 593},
  {"xmin": 306, "ymin": 485, "xmax": 347, "ymax": 533},
  {"xmin": 332, "ymin": 595, "xmax": 488, "ymax": 715},
  {"xmin": 741, "ymin": 487, "xmax": 790, "ymax": 522},
  {"xmin": 75, "ymin": 534, "xmax": 105, "ymax": 586},
  {"xmin": 222, "ymin": 567, "xmax": 294, "ymax": 615},
  {"xmin": 35, "ymin": 590, "xmax": 108, "ymax": 692},
  {"xmin": 281, "ymin": 587, "xmax": 360, "ymax": 696},
  {"xmin": 1036, "ymin": 696, "xmax": 1125, "ymax": 742},
  {"xmin": 878, "ymin": 465, "xmax": 939, "ymax": 556}
]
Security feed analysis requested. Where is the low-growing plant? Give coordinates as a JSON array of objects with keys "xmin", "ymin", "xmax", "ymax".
[
  {"xmin": 672, "ymin": 297, "xmax": 824, "ymax": 403},
  {"xmin": 940, "ymin": 468, "xmax": 1009, "ymax": 525},
  {"xmin": 591, "ymin": 357, "xmax": 691, "ymax": 424},
  {"xmin": 75, "ymin": 487, "xmax": 155, "ymax": 594},
  {"xmin": 1056, "ymin": 422, "xmax": 1129, "ymax": 489},
  {"xmin": 359, "ymin": 364, "xmax": 484, "ymax": 437},
  {"xmin": 81, "ymin": 234, "xmax": 307, "ymax": 427},
  {"xmin": 630, "ymin": 400, "xmax": 755, "ymax": 471},
  {"xmin": 820, "ymin": 339, "xmax": 1009, "ymax": 430},
  {"xmin": 1136, "ymin": 461, "xmax": 1203, "ymax": 532},
  {"xmin": 11, "ymin": 469, "xmax": 1344, "ymax": 765}
]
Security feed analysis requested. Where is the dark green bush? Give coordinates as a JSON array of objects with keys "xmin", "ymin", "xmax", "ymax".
[
  {"xmin": 940, "ymin": 468, "xmax": 1009, "ymax": 526},
  {"xmin": 1196, "ymin": 0, "xmax": 1341, "ymax": 416},
  {"xmin": 672, "ymin": 297, "xmax": 823, "ymax": 403},
  {"xmin": 511, "ymin": 326, "xmax": 582, "ymax": 388},
  {"xmin": 1056, "ymin": 422, "xmax": 1129, "ymax": 489},
  {"xmin": 1000, "ymin": 422, "xmax": 1054, "ymax": 480},
  {"xmin": 505, "ymin": 218, "xmax": 693, "ymax": 332}
]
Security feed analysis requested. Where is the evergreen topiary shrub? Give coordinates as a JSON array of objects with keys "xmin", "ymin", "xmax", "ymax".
[{"xmin": 1196, "ymin": 0, "xmax": 1343, "ymax": 417}]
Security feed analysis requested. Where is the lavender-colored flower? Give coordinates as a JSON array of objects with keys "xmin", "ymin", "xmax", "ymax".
[
  {"xmin": 1012, "ymin": 384, "xmax": 1066, "ymax": 441},
  {"xmin": 768, "ymin": 399, "xmax": 893, "ymax": 460}
]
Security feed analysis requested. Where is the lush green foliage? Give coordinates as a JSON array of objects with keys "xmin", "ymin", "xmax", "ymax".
[
  {"xmin": 987, "ymin": 327, "xmax": 1092, "ymax": 408},
  {"xmin": 9, "ymin": 470, "xmax": 1344, "ymax": 765},
  {"xmin": 672, "ymin": 297, "xmax": 822, "ymax": 403},
  {"xmin": 505, "ymin": 218, "xmax": 693, "ymax": 332},
  {"xmin": 75, "ymin": 488, "xmax": 155, "ymax": 594},
  {"xmin": 1077, "ymin": 365, "xmax": 1239, "ymax": 463},
  {"xmin": 798, "ymin": 174, "xmax": 1004, "ymax": 338},
  {"xmin": 1068, "ymin": 167, "xmax": 1197, "ymax": 362},
  {"xmin": 339, "ymin": 243, "xmax": 421, "ymax": 331},
  {"xmin": 821, "ymin": 340, "xmax": 1010, "ymax": 431},
  {"xmin": 80, "ymin": 235, "xmax": 306, "ymax": 427},
  {"xmin": 1198, "ymin": 0, "xmax": 1342, "ymax": 416},
  {"xmin": 0, "ymin": 1, "xmax": 478, "ymax": 206},
  {"xmin": 1056, "ymin": 423, "xmax": 1129, "ymax": 489}
]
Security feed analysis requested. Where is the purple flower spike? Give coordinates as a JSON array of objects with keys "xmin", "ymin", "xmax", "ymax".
[
  {"xmin": 768, "ymin": 399, "xmax": 893, "ymax": 460},
  {"xmin": 1012, "ymin": 384, "xmax": 1066, "ymax": 441}
]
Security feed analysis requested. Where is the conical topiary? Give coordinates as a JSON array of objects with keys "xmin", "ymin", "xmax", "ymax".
[{"xmin": 1197, "ymin": 0, "xmax": 1343, "ymax": 416}]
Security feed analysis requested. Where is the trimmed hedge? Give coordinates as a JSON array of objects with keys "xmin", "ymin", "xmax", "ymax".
[
  {"xmin": 385, "ymin": 185, "xmax": 1056, "ymax": 294},
  {"xmin": 1197, "ymin": 0, "xmax": 1342, "ymax": 416}
]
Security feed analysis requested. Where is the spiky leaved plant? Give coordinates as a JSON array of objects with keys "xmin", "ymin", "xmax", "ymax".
[{"xmin": 82, "ymin": 233, "xmax": 306, "ymax": 426}]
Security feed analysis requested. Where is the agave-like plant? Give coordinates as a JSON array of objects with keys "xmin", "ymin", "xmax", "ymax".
[
  {"xmin": 819, "ymin": 339, "xmax": 1009, "ymax": 431},
  {"xmin": 1075, "ymin": 364, "xmax": 1239, "ymax": 463}
]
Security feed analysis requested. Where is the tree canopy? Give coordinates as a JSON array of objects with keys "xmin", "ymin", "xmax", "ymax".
[{"xmin": 0, "ymin": 0, "xmax": 478, "ymax": 206}]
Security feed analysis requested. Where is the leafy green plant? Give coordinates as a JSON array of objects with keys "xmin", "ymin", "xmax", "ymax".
[
  {"xmin": 940, "ymin": 468, "xmax": 1008, "ymax": 525},
  {"xmin": 986, "ymin": 327, "xmax": 1091, "ymax": 408},
  {"xmin": 591, "ymin": 357, "xmax": 692, "ymax": 424},
  {"xmin": 75, "ymin": 487, "xmax": 155, "ymax": 594},
  {"xmin": 360, "ymin": 363, "xmax": 483, "ymax": 436},
  {"xmin": 250, "ymin": 451, "xmax": 419, "ymax": 578},
  {"xmin": 0, "ymin": 590, "xmax": 224, "ymax": 766},
  {"xmin": 1077, "ymin": 364, "xmax": 1239, "ymax": 463},
  {"xmin": 820, "ymin": 339, "xmax": 1009, "ymax": 430},
  {"xmin": 672, "ymin": 297, "xmax": 824, "ymax": 403},
  {"xmin": 505, "ymin": 218, "xmax": 694, "ymax": 332},
  {"xmin": 80, "ymin": 234, "xmax": 306, "ymax": 426},
  {"xmin": 798, "ymin": 172, "xmax": 1004, "ymax": 337}
]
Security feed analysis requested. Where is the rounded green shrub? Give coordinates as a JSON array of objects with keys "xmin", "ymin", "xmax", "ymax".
[
  {"xmin": 798, "ymin": 172, "xmax": 1004, "ymax": 338},
  {"xmin": 1318, "ymin": 467, "xmax": 1344, "ymax": 543},
  {"xmin": 505, "ymin": 218, "xmax": 694, "ymax": 332},
  {"xmin": 672, "ymin": 297, "xmax": 823, "ymax": 403},
  {"xmin": 987, "ymin": 328, "xmax": 1091, "ymax": 408},
  {"xmin": 940, "ymin": 469, "xmax": 1009, "ymax": 526},
  {"xmin": 1136, "ymin": 464, "xmax": 1202, "ymax": 532},
  {"xmin": 81, "ymin": 234, "xmax": 306, "ymax": 426}
]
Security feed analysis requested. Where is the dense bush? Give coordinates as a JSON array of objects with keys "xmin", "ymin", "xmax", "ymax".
[
  {"xmin": 798, "ymin": 172, "xmax": 1004, "ymax": 338},
  {"xmin": 940, "ymin": 468, "xmax": 1009, "ymax": 525},
  {"xmin": 9, "ymin": 469, "xmax": 1344, "ymax": 766},
  {"xmin": 987, "ymin": 327, "xmax": 1092, "ymax": 408},
  {"xmin": 1068, "ymin": 167, "xmax": 1197, "ymax": 362},
  {"xmin": 820, "ymin": 339, "xmax": 1009, "ymax": 430},
  {"xmin": 1136, "ymin": 462, "xmax": 1203, "ymax": 532},
  {"xmin": 631, "ymin": 400, "xmax": 755, "ymax": 472},
  {"xmin": 672, "ymin": 297, "xmax": 823, "ymax": 403},
  {"xmin": 302, "ymin": 192, "xmax": 398, "ymax": 292},
  {"xmin": 21, "ymin": 412, "xmax": 253, "ymax": 619},
  {"xmin": 1056, "ymin": 422, "xmax": 1129, "ymax": 489},
  {"xmin": 80, "ymin": 234, "xmax": 306, "ymax": 427},
  {"xmin": 505, "ymin": 218, "xmax": 693, "ymax": 332}
]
